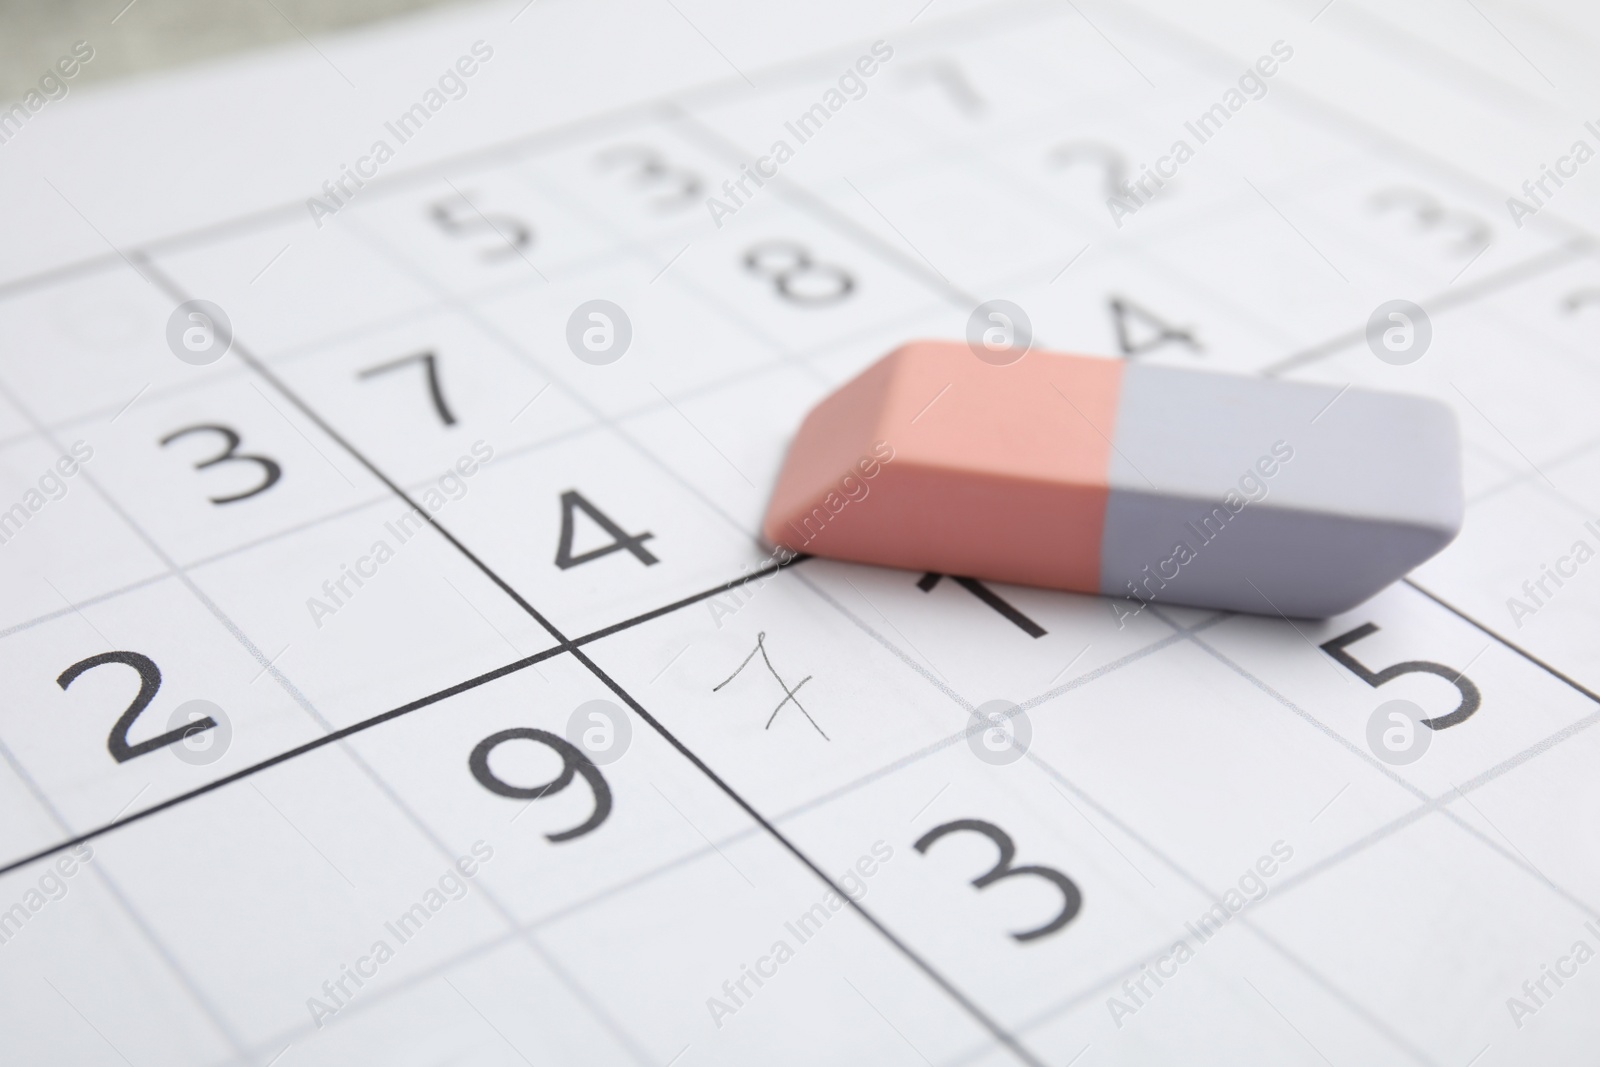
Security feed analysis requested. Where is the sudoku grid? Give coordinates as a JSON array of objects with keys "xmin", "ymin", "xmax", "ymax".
[{"xmin": 4, "ymin": 2, "xmax": 1600, "ymax": 1065}]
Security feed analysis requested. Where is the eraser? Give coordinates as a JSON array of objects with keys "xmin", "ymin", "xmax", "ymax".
[{"xmin": 763, "ymin": 341, "xmax": 1463, "ymax": 618}]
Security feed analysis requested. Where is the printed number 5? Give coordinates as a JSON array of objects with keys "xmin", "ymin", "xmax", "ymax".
[
  {"xmin": 1320, "ymin": 622, "xmax": 1481, "ymax": 730},
  {"xmin": 915, "ymin": 818, "xmax": 1082, "ymax": 942}
]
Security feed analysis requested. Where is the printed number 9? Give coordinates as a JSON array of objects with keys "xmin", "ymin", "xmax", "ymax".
[{"xmin": 468, "ymin": 727, "xmax": 612, "ymax": 842}]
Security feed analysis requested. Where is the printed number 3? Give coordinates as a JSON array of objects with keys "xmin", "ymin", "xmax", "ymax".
[
  {"xmin": 160, "ymin": 424, "xmax": 282, "ymax": 505},
  {"xmin": 915, "ymin": 818, "xmax": 1082, "ymax": 942}
]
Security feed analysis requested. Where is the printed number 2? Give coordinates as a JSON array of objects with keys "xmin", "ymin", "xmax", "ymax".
[
  {"xmin": 915, "ymin": 819, "xmax": 1082, "ymax": 942},
  {"xmin": 554, "ymin": 490, "xmax": 659, "ymax": 570},
  {"xmin": 1320, "ymin": 622, "xmax": 1482, "ymax": 730},
  {"xmin": 57, "ymin": 651, "xmax": 216, "ymax": 763}
]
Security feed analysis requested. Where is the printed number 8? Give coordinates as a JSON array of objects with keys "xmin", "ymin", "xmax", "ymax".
[{"xmin": 743, "ymin": 241, "xmax": 854, "ymax": 305}]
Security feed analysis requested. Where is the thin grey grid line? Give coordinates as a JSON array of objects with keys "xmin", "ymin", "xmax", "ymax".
[
  {"xmin": 1163, "ymin": 610, "xmax": 1600, "ymax": 926},
  {"xmin": 0, "ymin": 406, "xmax": 630, "ymax": 647},
  {"xmin": 343, "ymin": 215, "xmax": 765, "ymax": 548},
  {"xmin": 1449, "ymin": 380, "xmax": 1561, "ymax": 493},
  {"xmin": 666, "ymin": 107, "xmax": 982, "ymax": 311},
  {"xmin": 1267, "ymin": 693, "xmax": 1600, "ymax": 902},
  {"xmin": 0, "ymin": 146, "xmax": 1561, "ymax": 1067},
  {"xmin": 1461, "ymin": 0, "xmax": 1559, "ymax": 91},
  {"xmin": 137, "ymin": 235, "xmax": 1046, "ymax": 1062},
  {"xmin": 145, "ymin": 534, "xmax": 1541, "ymax": 1067},
  {"xmin": 0, "ymin": 4, "xmax": 1593, "ymax": 1062},
  {"xmin": 649, "ymin": 381, "xmax": 757, "ymax": 488},
  {"xmin": 135, "ymin": 261, "xmax": 687, "ymax": 1067},
  {"xmin": 1015, "ymin": 748, "xmax": 1440, "ymax": 1067},
  {"xmin": 0, "ymin": 271, "xmax": 920, "ymax": 655},
  {"xmin": 326, "ymin": 725, "xmax": 659, "ymax": 1067},
  {"xmin": 510, "ymin": 142, "xmax": 839, "ymax": 391},
  {"xmin": 1460, "ymin": 414, "xmax": 1600, "ymax": 511},
  {"xmin": 649, "ymin": 780, "xmax": 757, "ymax": 888},
  {"xmin": 843, "ymin": 176, "xmax": 951, "ymax": 283},
  {"xmin": 1106, "ymin": 1, "xmax": 1592, "ymax": 249},
  {"xmin": 960, "ymin": 143, "xmax": 1308, "ymax": 353},
  {"xmin": 194, "ymin": 605, "xmax": 1213, "ymax": 1065},
  {"xmin": 0, "ymin": 0, "xmax": 1560, "ymax": 327},
  {"xmin": 1081, "ymin": 0, "xmax": 1600, "ymax": 923},
  {"xmin": 0, "ymin": 23, "xmax": 1548, "ymax": 470},
  {"xmin": 248, "ymin": 781, "xmax": 359, "ymax": 891},
  {"xmin": 794, "ymin": 569, "xmax": 974, "ymax": 712},
  {"xmin": 1261, "ymin": 239, "xmax": 1587, "ymax": 377},
  {"xmin": 1046, "ymin": 778, "xmax": 1157, "ymax": 889},
  {"xmin": 841, "ymin": 574, "xmax": 957, "ymax": 688},
  {"xmin": 216, "ymin": 81, "xmax": 1600, "ymax": 1067},
  {"xmin": 440, "ymin": 178, "xmax": 550, "ymax": 282},
  {"xmin": 0, "ymin": 444, "xmax": 514, "ymax": 643},
  {"xmin": 933, "ymin": 938, "xmax": 1197, "ymax": 1067},
  {"xmin": 0, "ymin": 354, "xmax": 651, "ymax": 1062},
  {"xmin": 146, "ymin": 569, "xmax": 1499, "ymax": 1067},
  {"xmin": 0, "ymin": 0, "xmax": 1061, "ymax": 302},
  {"xmin": 1314, "ymin": 1, "xmax": 1546, "ymax": 114},
  {"xmin": 0, "ymin": 737, "xmax": 252, "ymax": 1059},
  {"xmin": 40, "ymin": 177, "xmax": 155, "ymax": 288}
]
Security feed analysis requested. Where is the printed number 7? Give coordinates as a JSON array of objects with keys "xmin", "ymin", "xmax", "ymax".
[{"xmin": 1319, "ymin": 622, "xmax": 1481, "ymax": 730}]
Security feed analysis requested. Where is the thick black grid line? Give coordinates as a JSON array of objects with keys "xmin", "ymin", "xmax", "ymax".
[
  {"xmin": 0, "ymin": 551, "xmax": 813, "ymax": 879},
  {"xmin": 2, "ymin": 6, "xmax": 1596, "ymax": 1063},
  {"xmin": 1404, "ymin": 577, "xmax": 1600, "ymax": 706},
  {"xmin": 112, "ymin": 255, "xmax": 1048, "ymax": 1065}
]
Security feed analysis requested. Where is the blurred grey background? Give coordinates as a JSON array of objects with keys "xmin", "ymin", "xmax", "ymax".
[{"xmin": 0, "ymin": 0, "xmax": 468, "ymax": 98}]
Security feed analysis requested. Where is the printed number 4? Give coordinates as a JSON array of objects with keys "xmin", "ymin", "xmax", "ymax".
[
  {"xmin": 1320, "ymin": 622, "xmax": 1481, "ymax": 730},
  {"xmin": 554, "ymin": 490, "xmax": 659, "ymax": 570}
]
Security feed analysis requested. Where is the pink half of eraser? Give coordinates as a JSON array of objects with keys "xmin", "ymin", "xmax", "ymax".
[{"xmin": 762, "ymin": 341, "xmax": 1463, "ymax": 618}]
